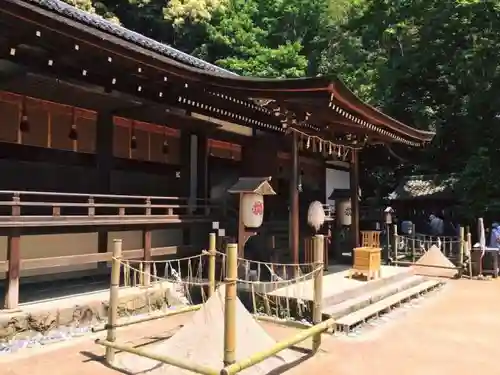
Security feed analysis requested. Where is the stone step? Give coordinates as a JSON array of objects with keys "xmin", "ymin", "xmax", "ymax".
[
  {"xmin": 322, "ymin": 274, "xmax": 425, "ymax": 319},
  {"xmin": 334, "ymin": 279, "xmax": 442, "ymax": 331},
  {"xmin": 322, "ymin": 267, "xmax": 415, "ymax": 307}
]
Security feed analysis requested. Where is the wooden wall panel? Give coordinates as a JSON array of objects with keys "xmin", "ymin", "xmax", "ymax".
[
  {"xmin": 77, "ymin": 116, "xmax": 96, "ymax": 153},
  {"xmin": 23, "ymin": 100, "xmax": 48, "ymax": 147},
  {"xmin": 165, "ymin": 136, "xmax": 180, "ymax": 164},
  {"xmin": 113, "ymin": 124, "xmax": 129, "ymax": 159},
  {"xmin": 150, "ymin": 132, "xmax": 165, "ymax": 163},
  {"xmin": 0, "ymin": 101, "xmax": 18, "ymax": 143},
  {"xmin": 130, "ymin": 129, "xmax": 149, "ymax": 161},
  {"xmin": 208, "ymin": 139, "xmax": 242, "ymax": 161},
  {"xmin": 51, "ymin": 111, "xmax": 73, "ymax": 151}
]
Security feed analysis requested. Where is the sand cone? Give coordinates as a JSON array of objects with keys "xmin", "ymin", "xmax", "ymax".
[
  {"xmin": 412, "ymin": 245, "xmax": 457, "ymax": 278},
  {"xmin": 116, "ymin": 285, "xmax": 297, "ymax": 375}
]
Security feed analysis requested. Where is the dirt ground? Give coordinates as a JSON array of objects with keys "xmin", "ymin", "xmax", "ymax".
[{"xmin": 1, "ymin": 278, "xmax": 499, "ymax": 375}]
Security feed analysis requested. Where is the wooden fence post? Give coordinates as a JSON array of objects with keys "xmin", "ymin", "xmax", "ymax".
[
  {"xmin": 466, "ymin": 231, "xmax": 472, "ymax": 278},
  {"xmin": 223, "ymin": 242, "xmax": 238, "ymax": 366},
  {"xmin": 208, "ymin": 232, "xmax": 216, "ymax": 297},
  {"xmin": 459, "ymin": 226, "xmax": 465, "ymax": 277},
  {"xmin": 142, "ymin": 228, "xmax": 152, "ymax": 287},
  {"xmin": 4, "ymin": 229, "xmax": 21, "ymax": 310},
  {"xmin": 312, "ymin": 234, "xmax": 324, "ymax": 352},
  {"xmin": 392, "ymin": 224, "xmax": 398, "ymax": 265},
  {"xmin": 105, "ymin": 239, "xmax": 122, "ymax": 365}
]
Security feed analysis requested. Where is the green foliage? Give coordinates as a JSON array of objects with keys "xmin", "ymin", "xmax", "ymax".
[{"xmin": 65, "ymin": 0, "xmax": 500, "ymax": 217}]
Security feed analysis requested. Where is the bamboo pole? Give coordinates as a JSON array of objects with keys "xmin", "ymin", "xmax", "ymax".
[
  {"xmin": 95, "ymin": 339, "xmax": 219, "ymax": 375},
  {"xmin": 312, "ymin": 234, "xmax": 324, "ymax": 352},
  {"xmin": 411, "ymin": 223, "xmax": 416, "ymax": 263},
  {"xmin": 208, "ymin": 232, "xmax": 217, "ymax": 297},
  {"xmin": 253, "ymin": 314, "xmax": 311, "ymax": 329},
  {"xmin": 393, "ymin": 260, "xmax": 460, "ymax": 270},
  {"xmin": 92, "ymin": 304, "xmax": 202, "ymax": 333},
  {"xmin": 224, "ymin": 242, "xmax": 238, "ymax": 366},
  {"xmin": 220, "ymin": 317, "xmax": 336, "ymax": 375},
  {"xmin": 105, "ymin": 239, "xmax": 122, "ymax": 365}
]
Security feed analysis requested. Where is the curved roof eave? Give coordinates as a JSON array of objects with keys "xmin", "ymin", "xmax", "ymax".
[
  {"xmin": 15, "ymin": 0, "xmax": 237, "ymax": 77},
  {"xmin": 11, "ymin": 0, "xmax": 435, "ymax": 144}
]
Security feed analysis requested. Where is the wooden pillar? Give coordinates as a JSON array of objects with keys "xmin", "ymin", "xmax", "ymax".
[
  {"xmin": 350, "ymin": 150, "xmax": 360, "ymax": 248},
  {"xmin": 196, "ymin": 134, "xmax": 208, "ymax": 209},
  {"xmin": 180, "ymin": 131, "xmax": 192, "ymax": 243},
  {"xmin": 142, "ymin": 228, "xmax": 152, "ymax": 286},
  {"xmin": 4, "ymin": 229, "xmax": 21, "ymax": 309},
  {"xmin": 289, "ymin": 131, "xmax": 300, "ymax": 265},
  {"xmin": 96, "ymin": 111, "xmax": 114, "ymax": 270}
]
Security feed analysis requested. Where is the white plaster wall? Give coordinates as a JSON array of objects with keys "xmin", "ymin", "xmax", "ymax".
[{"xmin": 325, "ymin": 168, "xmax": 350, "ymax": 206}]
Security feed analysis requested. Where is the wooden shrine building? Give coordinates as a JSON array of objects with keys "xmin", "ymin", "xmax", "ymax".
[{"xmin": 0, "ymin": 0, "xmax": 434, "ymax": 308}]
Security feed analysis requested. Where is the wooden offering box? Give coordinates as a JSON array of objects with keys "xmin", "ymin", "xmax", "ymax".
[{"xmin": 349, "ymin": 247, "xmax": 382, "ymax": 280}]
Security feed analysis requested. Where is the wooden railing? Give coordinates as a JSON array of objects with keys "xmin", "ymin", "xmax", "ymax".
[
  {"xmin": 0, "ymin": 190, "xmax": 222, "ymax": 310},
  {"xmin": 0, "ymin": 190, "xmax": 220, "ymax": 228}
]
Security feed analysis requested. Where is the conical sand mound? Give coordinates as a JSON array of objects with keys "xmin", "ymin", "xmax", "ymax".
[
  {"xmin": 412, "ymin": 245, "xmax": 457, "ymax": 278},
  {"xmin": 116, "ymin": 285, "xmax": 298, "ymax": 375}
]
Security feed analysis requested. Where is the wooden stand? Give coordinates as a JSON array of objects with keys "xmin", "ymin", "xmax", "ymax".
[{"xmin": 349, "ymin": 247, "xmax": 382, "ymax": 280}]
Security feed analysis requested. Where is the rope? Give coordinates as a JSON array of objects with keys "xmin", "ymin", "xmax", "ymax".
[
  {"xmin": 214, "ymin": 250, "xmax": 316, "ymax": 267},
  {"xmin": 117, "ymin": 258, "xmax": 212, "ymax": 287},
  {"xmin": 126, "ymin": 252, "xmax": 210, "ymax": 264},
  {"xmin": 235, "ymin": 266, "xmax": 322, "ymax": 286}
]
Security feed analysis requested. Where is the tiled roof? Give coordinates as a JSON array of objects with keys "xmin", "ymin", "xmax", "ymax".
[
  {"xmin": 20, "ymin": 0, "xmax": 237, "ymax": 76},
  {"xmin": 388, "ymin": 175, "xmax": 457, "ymax": 200}
]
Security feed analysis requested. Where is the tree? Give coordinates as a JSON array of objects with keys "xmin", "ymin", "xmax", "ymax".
[
  {"xmin": 63, "ymin": 0, "xmax": 119, "ymax": 23},
  {"xmin": 319, "ymin": 0, "xmax": 500, "ymax": 214}
]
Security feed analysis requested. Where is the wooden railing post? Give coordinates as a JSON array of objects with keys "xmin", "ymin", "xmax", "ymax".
[
  {"xmin": 208, "ymin": 232, "xmax": 216, "ymax": 297},
  {"xmin": 224, "ymin": 242, "xmax": 238, "ymax": 366},
  {"xmin": 105, "ymin": 239, "xmax": 122, "ymax": 365},
  {"xmin": 142, "ymin": 228, "xmax": 152, "ymax": 287},
  {"xmin": 88, "ymin": 196, "xmax": 95, "ymax": 216},
  {"xmin": 4, "ymin": 229, "xmax": 21, "ymax": 310},
  {"xmin": 312, "ymin": 234, "xmax": 324, "ymax": 352}
]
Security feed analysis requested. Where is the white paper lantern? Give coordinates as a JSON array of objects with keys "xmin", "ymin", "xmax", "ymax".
[
  {"xmin": 241, "ymin": 193, "xmax": 264, "ymax": 228},
  {"xmin": 338, "ymin": 199, "xmax": 352, "ymax": 226}
]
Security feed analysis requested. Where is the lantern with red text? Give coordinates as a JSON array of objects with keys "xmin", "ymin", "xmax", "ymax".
[{"xmin": 241, "ymin": 193, "xmax": 265, "ymax": 228}]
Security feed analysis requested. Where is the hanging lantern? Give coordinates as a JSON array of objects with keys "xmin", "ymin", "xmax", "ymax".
[
  {"xmin": 130, "ymin": 134, "xmax": 137, "ymax": 149},
  {"xmin": 241, "ymin": 193, "xmax": 264, "ymax": 228},
  {"xmin": 19, "ymin": 97, "xmax": 29, "ymax": 133},
  {"xmin": 130, "ymin": 121, "xmax": 137, "ymax": 150},
  {"xmin": 337, "ymin": 198, "xmax": 352, "ymax": 226},
  {"xmin": 68, "ymin": 107, "xmax": 78, "ymax": 140},
  {"xmin": 162, "ymin": 139, "xmax": 169, "ymax": 154}
]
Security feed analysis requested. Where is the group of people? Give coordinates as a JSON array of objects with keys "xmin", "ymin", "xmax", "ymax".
[
  {"xmin": 489, "ymin": 222, "xmax": 500, "ymax": 249},
  {"xmin": 429, "ymin": 214, "xmax": 500, "ymax": 249}
]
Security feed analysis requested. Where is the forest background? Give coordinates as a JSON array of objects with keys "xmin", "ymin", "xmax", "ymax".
[{"xmin": 67, "ymin": 0, "xmax": 500, "ymax": 220}]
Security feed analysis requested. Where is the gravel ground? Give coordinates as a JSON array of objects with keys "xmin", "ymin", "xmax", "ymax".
[{"xmin": 2, "ymin": 278, "xmax": 499, "ymax": 375}]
